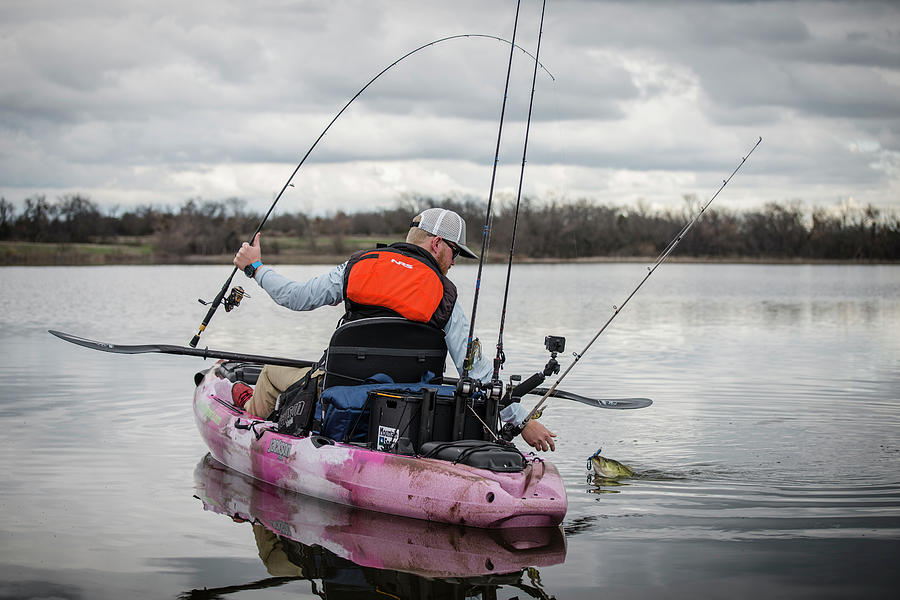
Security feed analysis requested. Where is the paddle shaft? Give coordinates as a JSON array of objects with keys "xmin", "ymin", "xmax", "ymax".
[{"xmin": 49, "ymin": 330, "xmax": 647, "ymax": 408}]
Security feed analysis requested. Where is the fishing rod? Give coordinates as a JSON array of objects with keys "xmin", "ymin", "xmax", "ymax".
[
  {"xmin": 188, "ymin": 31, "xmax": 554, "ymax": 348},
  {"xmin": 463, "ymin": 0, "xmax": 522, "ymax": 378},
  {"xmin": 525, "ymin": 136, "xmax": 764, "ymax": 422},
  {"xmin": 493, "ymin": 0, "xmax": 547, "ymax": 382}
]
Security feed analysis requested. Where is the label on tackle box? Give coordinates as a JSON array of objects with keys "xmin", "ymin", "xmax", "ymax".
[{"xmin": 377, "ymin": 425, "xmax": 399, "ymax": 451}]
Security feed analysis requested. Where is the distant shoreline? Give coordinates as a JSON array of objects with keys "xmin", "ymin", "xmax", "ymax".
[{"xmin": 2, "ymin": 242, "xmax": 896, "ymax": 267}]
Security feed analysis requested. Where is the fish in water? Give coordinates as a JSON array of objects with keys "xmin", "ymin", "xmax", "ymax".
[{"xmin": 588, "ymin": 450, "xmax": 635, "ymax": 479}]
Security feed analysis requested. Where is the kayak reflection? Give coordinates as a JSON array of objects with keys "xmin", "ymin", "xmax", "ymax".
[{"xmin": 191, "ymin": 454, "xmax": 566, "ymax": 598}]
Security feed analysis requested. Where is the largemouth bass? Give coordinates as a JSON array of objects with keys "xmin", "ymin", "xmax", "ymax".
[{"xmin": 588, "ymin": 450, "xmax": 634, "ymax": 479}]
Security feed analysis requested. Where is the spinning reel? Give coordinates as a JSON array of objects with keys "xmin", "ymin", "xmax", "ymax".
[{"xmin": 198, "ymin": 286, "xmax": 250, "ymax": 313}]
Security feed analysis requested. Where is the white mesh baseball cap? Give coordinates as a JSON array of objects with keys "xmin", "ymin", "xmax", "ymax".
[{"xmin": 411, "ymin": 208, "xmax": 479, "ymax": 259}]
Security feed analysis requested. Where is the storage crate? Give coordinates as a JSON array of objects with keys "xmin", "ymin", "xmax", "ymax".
[{"xmin": 367, "ymin": 388, "xmax": 497, "ymax": 454}]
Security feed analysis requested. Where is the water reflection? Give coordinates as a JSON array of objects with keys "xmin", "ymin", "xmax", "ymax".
[
  {"xmin": 189, "ymin": 454, "xmax": 566, "ymax": 599},
  {"xmin": 2, "ymin": 264, "xmax": 898, "ymax": 598}
]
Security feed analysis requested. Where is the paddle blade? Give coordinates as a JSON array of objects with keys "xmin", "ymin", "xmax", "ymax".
[
  {"xmin": 48, "ymin": 329, "xmax": 317, "ymax": 368},
  {"xmin": 48, "ymin": 329, "xmax": 157, "ymax": 354},
  {"xmin": 531, "ymin": 387, "xmax": 652, "ymax": 410}
]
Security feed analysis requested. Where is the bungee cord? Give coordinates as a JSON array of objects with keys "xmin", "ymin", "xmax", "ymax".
[
  {"xmin": 188, "ymin": 30, "xmax": 554, "ymax": 347},
  {"xmin": 525, "ymin": 136, "xmax": 764, "ymax": 422}
]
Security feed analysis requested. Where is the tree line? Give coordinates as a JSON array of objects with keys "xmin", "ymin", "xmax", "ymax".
[{"xmin": 1, "ymin": 193, "xmax": 897, "ymax": 261}]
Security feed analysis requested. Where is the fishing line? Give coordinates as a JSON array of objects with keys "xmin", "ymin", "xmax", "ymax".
[
  {"xmin": 188, "ymin": 31, "xmax": 555, "ymax": 348},
  {"xmin": 493, "ymin": 0, "xmax": 548, "ymax": 381},
  {"xmin": 463, "ymin": 0, "xmax": 523, "ymax": 377},
  {"xmin": 525, "ymin": 136, "xmax": 763, "ymax": 421}
]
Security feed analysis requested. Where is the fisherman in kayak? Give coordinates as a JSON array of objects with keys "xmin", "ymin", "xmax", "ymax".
[{"xmin": 233, "ymin": 207, "xmax": 556, "ymax": 452}]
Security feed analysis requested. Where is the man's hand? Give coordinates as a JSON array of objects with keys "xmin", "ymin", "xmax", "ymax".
[
  {"xmin": 521, "ymin": 419, "xmax": 556, "ymax": 452},
  {"xmin": 234, "ymin": 233, "xmax": 262, "ymax": 270}
]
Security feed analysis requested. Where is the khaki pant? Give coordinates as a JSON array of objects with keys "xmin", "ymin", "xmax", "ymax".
[
  {"xmin": 253, "ymin": 524, "xmax": 305, "ymax": 577},
  {"xmin": 246, "ymin": 365, "xmax": 311, "ymax": 419}
]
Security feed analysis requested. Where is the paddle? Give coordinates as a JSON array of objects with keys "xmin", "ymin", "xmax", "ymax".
[
  {"xmin": 48, "ymin": 330, "xmax": 318, "ymax": 369},
  {"xmin": 529, "ymin": 387, "xmax": 651, "ymax": 410},
  {"xmin": 49, "ymin": 330, "xmax": 652, "ymax": 410}
]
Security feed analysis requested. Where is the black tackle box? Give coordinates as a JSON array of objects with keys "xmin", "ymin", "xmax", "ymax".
[{"xmin": 367, "ymin": 387, "xmax": 499, "ymax": 455}]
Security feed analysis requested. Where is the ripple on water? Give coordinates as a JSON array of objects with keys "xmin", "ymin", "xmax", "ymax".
[
  {"xmin": 2, "ymin": 264, "xmax": 899, "ymax": 597},
  {"xmin": 564, "ymin": 470, "xmax": 900, "ymax": 543}
]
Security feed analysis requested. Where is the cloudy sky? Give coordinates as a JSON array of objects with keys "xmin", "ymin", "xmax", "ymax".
[{"xmin": 2, "ymin": 0, "xmax": 898, "ymax": 217}]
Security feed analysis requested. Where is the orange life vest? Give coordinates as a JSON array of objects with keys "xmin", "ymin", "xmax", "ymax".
[{"xmin": 342, "ymin": 243, "xmax": 457, "ymax": 329}]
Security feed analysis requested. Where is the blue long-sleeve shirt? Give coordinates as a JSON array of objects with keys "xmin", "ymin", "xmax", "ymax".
[{"xmin": 254, "ymin": 263, "xmax": 528, "ymax": 426}]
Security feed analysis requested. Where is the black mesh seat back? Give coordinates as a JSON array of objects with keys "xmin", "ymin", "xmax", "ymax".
[{"xmin": 323, "ymin": 317, "xmax": 447, "ymax": 389}]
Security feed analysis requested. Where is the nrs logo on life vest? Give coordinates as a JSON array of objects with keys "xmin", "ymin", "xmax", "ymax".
[
  {"xmin": 267, "ymin": 438, "xmax": 292, "ymax": 461},
  {"xmin": 390, "ymin": 258, "xmax": 413, "ymax": 269}
]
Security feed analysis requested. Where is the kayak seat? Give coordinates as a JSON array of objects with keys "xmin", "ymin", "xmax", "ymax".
[{"xmin": 323, "ymin": 317, "xmax": 447, "ymax": 389}]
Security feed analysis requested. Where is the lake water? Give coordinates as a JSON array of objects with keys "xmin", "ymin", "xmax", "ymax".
[{"xmin": 1, "ymin": 263, "xmax": 898, "ymax": 599}]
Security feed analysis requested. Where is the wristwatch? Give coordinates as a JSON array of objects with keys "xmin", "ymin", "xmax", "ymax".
[{"xmin": 244, "ymin": 260, "xmax": 262, "ymax": 278}]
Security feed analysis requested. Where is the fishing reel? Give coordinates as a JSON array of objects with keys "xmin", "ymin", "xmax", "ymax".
[
  {"xmin": 454, "ymin": 375, "xmax": 504, "ymax": 402},
  {"xmin": 198, "ymin": 286, "xmax": 250, "ymax": 313},
  {"xmin": 223, "ymin": 286, "xmax": 249, "ymax": 312}
]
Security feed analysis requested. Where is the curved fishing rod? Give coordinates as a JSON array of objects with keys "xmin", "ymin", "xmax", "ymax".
[
  {"xmin": 525, "ymin": 136, "xmax": 764, "ymax": 421},
  {"xmin": 464, "ymin": 1, "xmax": 522, "ymax": 377},
  {"xmin": 189, "ymin": 32, "xmax": 555, "ymax": 348},
  {"xmin": 493, "ymin": 0, "xmax": 547, "ymax": 381}
]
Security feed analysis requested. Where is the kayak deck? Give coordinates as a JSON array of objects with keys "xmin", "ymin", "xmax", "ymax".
[{"xmin": 193, "ymin": 365, "xmax": 567, "ymax": 528}]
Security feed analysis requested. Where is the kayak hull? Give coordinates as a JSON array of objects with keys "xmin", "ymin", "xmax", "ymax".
[
  {"xmin": 194, "ymin": 454, "xmax": 567, "ymax": 578},
  {"xmin": 193, "ymin": 365, "xmax": 567, "ymax": 528}
]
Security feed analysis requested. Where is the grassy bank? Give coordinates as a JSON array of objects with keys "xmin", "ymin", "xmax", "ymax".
[
  {"xmin": 0, "ymin": 235, "xmax": 391, "ymax": 266},
  {"xmin": 0, "ymin": 240, "xmax": 155, "ymax": 266},
  {"xmin": 3, "ymin": 238, "xmax": 897, "ymax": 266}
]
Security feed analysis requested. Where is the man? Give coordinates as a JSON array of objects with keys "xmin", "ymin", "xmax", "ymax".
[{"xmin": 234, "ymin": 207, "xmax": 556, "ymax": 451}]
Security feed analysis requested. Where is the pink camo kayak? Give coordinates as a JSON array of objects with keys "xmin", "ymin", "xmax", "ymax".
[
  {"xmin": 194, "ymin": 454, "xmax": 566, "ymax": 577},
  {"xmin": 193, "ymin": 364, "xmax": 567, "ymax": 528}
]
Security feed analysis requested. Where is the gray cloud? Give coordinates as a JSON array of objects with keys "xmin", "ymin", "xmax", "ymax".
[{"xmin": 1, "ymin": 0, "xmax": 898, "ymax": 214}]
